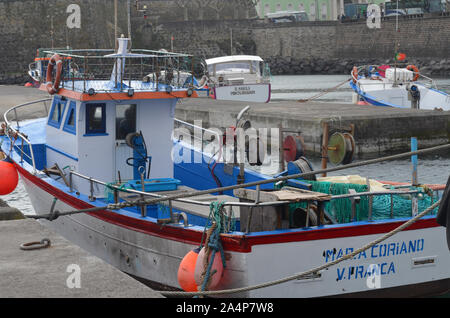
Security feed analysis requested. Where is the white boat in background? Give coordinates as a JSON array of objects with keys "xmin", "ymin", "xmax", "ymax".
[
  {"xmin": 350, "ymin": 64, "xmax": 450, "ymax": 111},
  {"xmin": 202, "ymin": 55, "xmax": 272, "ymax": 103}
]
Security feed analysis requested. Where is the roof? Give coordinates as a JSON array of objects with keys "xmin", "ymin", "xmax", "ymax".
[{"xmin": 205, "ymin": 55, "xmax": 264, "ymax": 65}]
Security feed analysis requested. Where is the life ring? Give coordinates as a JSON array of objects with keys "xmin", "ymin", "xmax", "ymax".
[
  {"xmin": 45, "ymin": 54, "xmax": 63, "ymax": 95},
  {"xmin": 351, "ymin": 66, "xmax": 358, "ymax": 83},
  {"xmin": 406, "ymin": 65, "xmax": 420, "ymax": 81}
]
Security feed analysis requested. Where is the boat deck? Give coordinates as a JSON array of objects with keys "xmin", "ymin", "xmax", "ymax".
[{"xmin": 118, "ymin": 185, "xmax": 242, "ymax": 220}]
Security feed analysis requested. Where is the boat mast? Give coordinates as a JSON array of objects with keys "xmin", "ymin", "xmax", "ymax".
[
  {"xmin": 393, "ymin": 0, "xmax": 399, "ymax": 87},
  {"xmin": 127, "ymin": 0, "xmax": 132, "ymax": 46},
  {"xmin": 115, "ymin": 0, "xmax": 118, "ymax": 49}
]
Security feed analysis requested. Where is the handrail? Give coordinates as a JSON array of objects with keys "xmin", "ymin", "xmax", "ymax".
[
  {"xmin": 69, "ymin": 170, "xmax": 288, "ymax": 208},
  {"xmin": 3, "ymin": 98, "xmax": 51, "ymax": 174},
  {"xmin": 68, "ymin": 169, "xmax": 432, "ymax": 220}
]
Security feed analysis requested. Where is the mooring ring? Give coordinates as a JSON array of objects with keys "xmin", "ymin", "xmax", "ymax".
[{"xmin": 20, "ymin": 238, "xmax": 51, "ymax": 251}]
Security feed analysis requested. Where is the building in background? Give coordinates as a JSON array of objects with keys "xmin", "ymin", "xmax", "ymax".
[{"xmin": 257, "ymin": 0, "xmax": 388, "ymax": 21}]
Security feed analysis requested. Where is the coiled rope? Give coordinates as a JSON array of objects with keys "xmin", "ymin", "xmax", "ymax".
[
  {"xmin": 198, "ymin": 202, "xmax": 227, "ymax": 292},
  {"xmin": 157, "ymin": 199, "xmax": 441, "ymax": 297}
]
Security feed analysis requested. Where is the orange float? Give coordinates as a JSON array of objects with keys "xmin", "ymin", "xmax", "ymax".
[
  {"xmin": 0, "ymin": 161, "xmax": 19, "ymax": 195},
  {"xmin": 352, "ymin": 66, "xmax": 358, "ymax": 83},
  {"xmin": 45, "ymin": 54, "xmax": 64, "ymax": 95},
  {"xmin": 177, "ymin": 248, "xmax": 200, "ymax": 292}
]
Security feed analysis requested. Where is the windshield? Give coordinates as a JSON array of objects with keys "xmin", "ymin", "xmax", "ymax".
[
  {"xmin": 216, "ymin": 62, "xmax": 251, "ymax": 73},
  {"xmin": 209, "ymin": 61, "xmax": 261, "ymax": 75}
]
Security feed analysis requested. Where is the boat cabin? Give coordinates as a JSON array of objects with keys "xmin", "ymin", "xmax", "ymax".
[
  {"xmin": 35, "ymin": 38, "xmax": 196, "ymax": 197},
  {"xmin": 204, "ymin": 55, "xmax": 270, "ymax": 86}
]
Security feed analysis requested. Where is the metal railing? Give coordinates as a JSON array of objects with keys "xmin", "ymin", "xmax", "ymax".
[
  {"xmin": 38, "ymin": 48, "xmax": 195, "ymax": 94},
  {"xmin": 67, "ymin": 168, "xmax": 434, "ymax": 228},
  {"xmin": 2, "ymin": 99, "xmax": 51, "ymax": 174}
]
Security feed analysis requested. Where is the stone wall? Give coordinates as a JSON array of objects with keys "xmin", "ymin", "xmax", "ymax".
[
  {"xmin": 0, "ymin": 0, "xmax": 117, "ymax": 84},
  {"xmin": 1, "ymin": 0, "xmax": 450, "ymax": 84}
]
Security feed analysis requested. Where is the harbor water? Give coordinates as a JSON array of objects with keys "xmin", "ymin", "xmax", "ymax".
[{"xmin": 4, "ymin": 75, "xmax": 450, "ymax": 216}]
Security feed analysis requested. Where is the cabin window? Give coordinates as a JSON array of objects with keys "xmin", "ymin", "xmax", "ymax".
[
  {"xmin": 215, "ymin": 62, "xmax": 251, "ymax": 74},
  {"xmin": 63, "ymin": 101, "xmax": 77, "ymax": 135},
  {"xmin": 48, "ymin": 97, "xmax": 67, "ymax": 129},
  {"xmin": 85, "ymin": 103, "xmax": 106, "ymax": 135},
  {"xmin": 116, "ymin": 104, "xmax": 136, "ymax": 140}
]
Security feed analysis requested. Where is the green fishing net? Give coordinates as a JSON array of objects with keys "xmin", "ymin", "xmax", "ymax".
[{"xmin": 278, "ymin": 180, "xmax": 439, "ymax": 224}]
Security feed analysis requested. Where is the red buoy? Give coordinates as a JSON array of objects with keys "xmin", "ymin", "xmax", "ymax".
[
  {"xmin": 194, "ymin": 247, "xmax": 224, "ymax": 290},
  {"xmin": 0, "ymin": 161, "xmax": 18, "ymax": 195},
  {"xmin": 177, "ymin": 248, "xmax": 200, "ymax": 292}
]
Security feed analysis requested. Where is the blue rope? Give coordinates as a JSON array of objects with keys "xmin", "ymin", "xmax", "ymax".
[{"xmin": 199, "ymin": 201, "xmax": 227, "ymax": 291}]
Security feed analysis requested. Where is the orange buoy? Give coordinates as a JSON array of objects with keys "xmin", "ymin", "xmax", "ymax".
[
  {"xmin": 0, "ymin": 161, "xmax": 18, "ymax": 195},
  {"xmin": 177, "ymin": 248, "xmax": 200, "ymax": 292},
  {"xmin": 357, "ymin": 100, "xmax": 369, "ymax": 105},
  {"xmin": 194, "ymin": 246, "xmax": 224, "ymax": 290},
  {"xmin": 24, "ymin": 82, "xmax": 33, "ymax": 87},
  {"xmin": 352, "ymin": 66, "xmax": 358, "ymax": 83}
]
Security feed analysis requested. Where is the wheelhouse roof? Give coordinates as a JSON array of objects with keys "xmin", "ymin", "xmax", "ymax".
[{"xmin": 205, "ymin": 55, "xmax": 264, "ymax": 65}]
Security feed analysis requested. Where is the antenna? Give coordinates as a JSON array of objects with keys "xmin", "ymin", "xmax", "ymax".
[
  {"xmin": 396, "ymin": 0, "xmax": 399, "ymax": 32},
  {"xmin": 115, "ymin": 0, "xmax": 118, "ymax": 50},
  {"xmin": 393, "ymin": 0, "xmax": 399, "ymax": 87},
  {"xmin": 127, "ymin": 0, "xmax": 132, "ymax": 47}
]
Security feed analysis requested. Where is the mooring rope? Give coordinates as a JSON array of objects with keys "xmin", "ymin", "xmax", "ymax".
[
  {"xmin": 297, "ymin": 78, "xmax": 351, "ymax": 103},
  {"xmin": 157, "ymin": 199, "xmax": 441, "ymax": 297},
  {"xmin": 27, "ymin": 143, "xmax": 450, "ymax": 220}
]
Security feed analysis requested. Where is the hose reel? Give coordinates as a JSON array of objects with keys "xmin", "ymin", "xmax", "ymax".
[
  {"xmin": 125, "ymin": 131, "xmax": 151, "ymax": 179},
  {"xmin": 283, "ymin": 135, "xmax": 305, "ymax": 162},
  {"xmin": 287, "ymin": 156, "xmax": 316, "ymax": 181},
  {"xmin": 327, "ymin": 132, "xmax": 355, "ymax": 165}
]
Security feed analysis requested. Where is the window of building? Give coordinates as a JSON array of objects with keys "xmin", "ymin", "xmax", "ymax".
[
  {"xmin": 48, "ymin": 96, "xmax": 67, "ymax": 129},
  {"xmin": 310, "ymin": 3, "xmax": 316, "ymax": 19},
  {"xmin": 63, "ymin": 101, "xmax": 77, "ymax": 135},
  {"xmin": 85, "ymin": 103, "xmax": 107, "ymax": 135},
  {"xmin": 322, "ymin": 3, "xmax": 328, "ymax": 19}
]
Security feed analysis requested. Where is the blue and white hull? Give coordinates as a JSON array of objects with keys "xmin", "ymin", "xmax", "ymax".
[{"xmin": 350, "ymin": 68, "xmax": 450, "ymax": 111}]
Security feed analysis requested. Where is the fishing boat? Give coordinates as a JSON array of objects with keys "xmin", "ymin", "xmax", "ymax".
[
  {"xmin": 27, "ymin": 47, "xmax": 74, "ymax": 87},
  {"xmin": 201, "ymin": 55, "xmax": 272, "ymax": 103},
  {"xmin": 350, "ymin": 64, "xmax": 450, "ymax": 110},
  {"xmin": 1, "ymin": 38, "xmax": 450, "ymax": 298}
]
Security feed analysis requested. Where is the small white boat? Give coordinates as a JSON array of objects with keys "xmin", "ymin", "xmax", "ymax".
[
  {"xmin": 350, "ymin": 64, "xmax": 450, "ymax": 111},
  {"xmin": 203, "ymin": 55, "xmax": 272, "ymax": 103}
]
